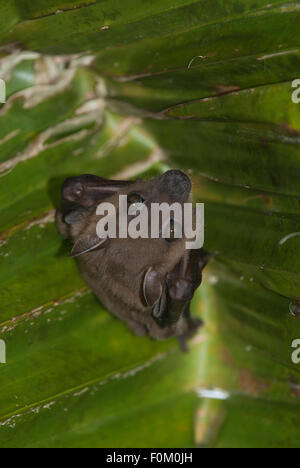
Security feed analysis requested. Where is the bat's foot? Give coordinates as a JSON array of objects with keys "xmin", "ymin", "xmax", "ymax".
[
  {"xmin": 199, "ymin": 249, "xmax": 214, "ymax": 271},
  {"xmin": 177, "ymin": 317, "xmax": 203, "ymax": 352}
]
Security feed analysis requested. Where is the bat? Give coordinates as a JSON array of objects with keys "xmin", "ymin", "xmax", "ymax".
[{"xmin": 56, "ymin": 169, "xmax": 211, "ymax": 350}]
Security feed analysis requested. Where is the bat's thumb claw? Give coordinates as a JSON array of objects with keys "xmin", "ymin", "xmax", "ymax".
[{"xmin": 199, "ymin": 249, "xmax": 214, "ymax": 270}]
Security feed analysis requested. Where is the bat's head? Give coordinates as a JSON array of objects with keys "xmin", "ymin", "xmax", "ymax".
[{"xmin": 56, "ymin": 170, "xmax": 209, "ymax": 338}]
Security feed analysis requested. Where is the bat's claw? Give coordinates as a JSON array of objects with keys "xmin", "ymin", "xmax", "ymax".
[
  {"xmin": 177, "ymin": 317, "xmax": 203, "ymax": 352},
  {"xmin": 199, "ymin": 249, "xmax": 214, "ymax": 270}
]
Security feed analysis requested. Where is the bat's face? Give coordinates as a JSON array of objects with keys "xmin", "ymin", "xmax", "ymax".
[{"xmin": 56, "ymin": 170, "xmax": 210, "ymax": 349}]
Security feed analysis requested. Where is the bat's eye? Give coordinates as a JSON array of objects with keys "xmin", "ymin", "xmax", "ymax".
[
  {"xmin": 128, "ymin": 193, "xmax": 144, "ymax": 205},
  {"xmin": 127, "ymin": 193, "xmax": 145, "ymax": 214},
  {"xmin": 163, "ymin": 218, "xmax": 182, "ymax": 242},
  {"xmin": 169, "ymin": 219, "xmax": 176, "ymax": 240}
]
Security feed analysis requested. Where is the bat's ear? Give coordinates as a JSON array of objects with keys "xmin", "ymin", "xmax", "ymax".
[
  {"xmin": 70, "ymin": 234, "xmax": 106, "ymax": 258},
  {"xmin": 143, "ymin": 268, "xmax": 164, "ymax": 307},
  {"xmin": 62, "ymin": 174, "xmax": 133, "ymax": 208},
  {"xmin": 64, "ymin": 206, "xmax": 89, "ymax": 225}
]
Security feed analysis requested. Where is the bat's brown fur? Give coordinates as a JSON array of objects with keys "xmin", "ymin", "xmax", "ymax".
[{"xmin": 56, "ymin": 170, "xmax": 210, "ymax": 350}]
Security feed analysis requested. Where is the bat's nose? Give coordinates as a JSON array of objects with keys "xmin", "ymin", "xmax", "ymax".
[{"xmin": 159, "ymin": 170, "xmax": 191, "ymax": 201}]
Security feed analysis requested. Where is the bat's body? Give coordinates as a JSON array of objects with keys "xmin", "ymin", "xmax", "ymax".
[{"xmin": 56, "ymin": 170, "xmax": 210, "ymax": 349}]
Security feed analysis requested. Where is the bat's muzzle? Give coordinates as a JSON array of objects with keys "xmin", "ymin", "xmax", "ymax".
[{"xmin": 158, "ymin": 170, "xmax": 191, "ymax": 202}]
